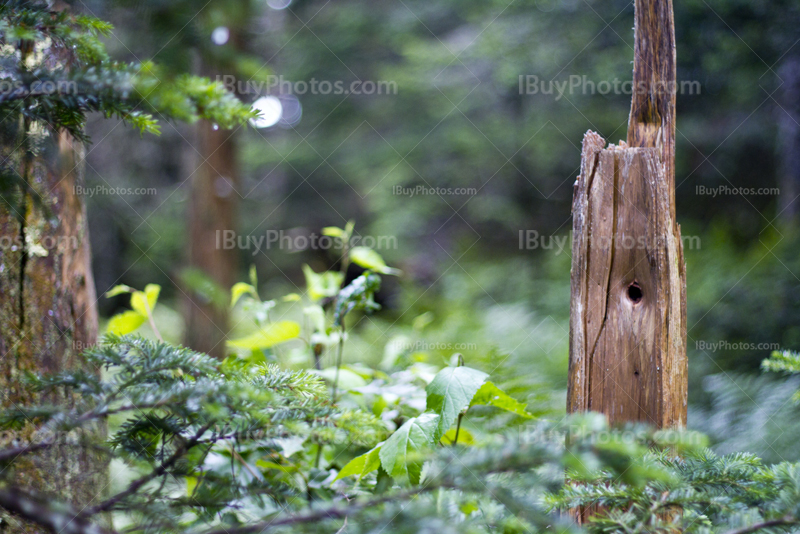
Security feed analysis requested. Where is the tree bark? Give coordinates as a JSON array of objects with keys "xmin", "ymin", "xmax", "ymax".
[
  {"xmin": 185, "ymin": 118, "xmax": 238, "ymax": 359},
  {"xmin": 0, "ymin": 126, "xmax": 107, "ymax": 532},
  {"xmin": 568, "ymin": 0, "xmax": 687, "ymax": 428}
]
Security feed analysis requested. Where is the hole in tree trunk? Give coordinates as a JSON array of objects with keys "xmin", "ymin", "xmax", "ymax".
[{"xmin": 627, "ymin": 282, "xmax": 643, "ymax": 304}]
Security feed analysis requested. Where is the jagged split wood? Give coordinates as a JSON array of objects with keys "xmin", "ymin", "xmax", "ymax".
[{"xmin": 567, "ymin": 0, "xmax": 687, "ymax": 428}]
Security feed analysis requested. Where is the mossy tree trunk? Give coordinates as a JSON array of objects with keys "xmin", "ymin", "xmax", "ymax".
[{"xmin": 0, "ymin": 119, "xmax": 106, "ymax": 531}]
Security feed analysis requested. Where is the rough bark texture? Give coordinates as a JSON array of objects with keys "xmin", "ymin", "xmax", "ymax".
[
  {"xmin": 568, "ymin": 0, "xmax": 686, "ymax": 428},
  {"xmin": 185, "ymin": 120, "xmax": 238, "ymax": 359},
  {"xmin": 0, "ymin": 129, "xmax": 107, "ymax": 532},
  {"xmin": 627, "ymin": 0, "xmax": 676, "ymax": 216}
]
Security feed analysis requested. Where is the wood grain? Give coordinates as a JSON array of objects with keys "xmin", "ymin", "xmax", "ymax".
[{"xmin": 568, "ymin": 134, "xmax": 687, "ymax": 427}]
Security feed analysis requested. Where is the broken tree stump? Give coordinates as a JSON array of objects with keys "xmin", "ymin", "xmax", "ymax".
[{"xmin": 567, "ymin": 0, "xmax": 687, "ymax": 428}]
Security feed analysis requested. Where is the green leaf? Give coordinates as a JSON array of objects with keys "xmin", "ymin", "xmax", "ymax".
[
  {"xmin": 227, "ymin": 321, "xmax": 301, "ymax": 350},
  {"xmin": 441, "ymin": 428, "xmax": 475, "ymax": 446},
  {"xmin": 231, "ymin": 282, "xmax": 258, "ymax": 307},
  {"xmin": 335, "ymin": 443, "xmax": 383, "ymax": 481},
  {"xmin": 105, "ymin": 284, "xmax": 133, "ymax": 298},
  {"xmin": 426, "ymin": 366, "xmax": 488, "ymax": 441},
  {"xmin": 130, "ymin": 284, "xmax": 160, "ymax": 317},
  {"xmin": 302, "ymin": 264, "xmax": 344, "ymax": 301},
  {"xmin": 349, "ymin": 246, "xmax": 400, "ymax": 275},
  {"xmin": 469, "ymin": 381, "xmax": 533, "ymax": 419},
  {"xmin": 314, "ymin": 367, "xmax": 367, "ymax": 390},
  {"xmin": 333, "ymin": 273, "xmax": 382, "ymax": 327},
  {"xmin": 322, "ymin": 226, "xmax": 345, "ymax": 238},
  {"xmin": 379, "ymin": 413, "xmax": 439, "ymax": 485},
  {"xmin": 105, "ymin": 310, "xmax": 146, "ymax": 335}
]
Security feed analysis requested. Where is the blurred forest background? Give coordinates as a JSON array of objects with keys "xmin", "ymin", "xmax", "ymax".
[{"xmin": 78, "ymin": 0, "xmax": 800, "ymax": 462}]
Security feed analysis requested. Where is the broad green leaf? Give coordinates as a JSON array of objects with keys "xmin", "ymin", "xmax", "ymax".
[
  {"xmin": 186, "ymin": 476, "xmax": 198, "ymax": 496},
  {"xmin": 302, "ymin": 264, "xmax": 344, "ymax": 301},
  {"xmin": 322, "ymin": 226, "xmax": 345, "ymax": 238},
  {"xmin": 469, "ymin": 381, "xmax": 533, "ymax": 419},
  {"xmin": 227, "ymin": 320, "xmax": 300, "ymax": 349},
  {"xmin": 335, "ymin": 443, "xmax": 382, "ymax": 481},
  {"xmin": 282, "ymin": 293, "xmax": 302, "ymax": 302},
  {"xmin": 460, "ymin": 501, "xmax": 479, "ymax": 515},
  {"xmin": 426, "ymin": 366, "xmax": 488, "ymax": 441},
  {"xmin": 131, "ymin": 284, "xmax": 160, "ymax": 317},
  {"xmin": 106, "ymin": 310, "xmax": 146, "ymax": 335},
  {"xmin": 274, "ymin": 436, "xmax": 306, "ymax": 458},
  {"xmin": 349, "ymin": 246, "xmax": 400, "ymax": 275},
  {"xmin": 105, "ymin": 284, "xmax": 133, "ymax": 298},
  {"xmin": 379, "ymin": 413, "xmax": 439, "ymax": 485},
  {"xmin": 314, "ymin": 367, "xmax": 367, "ymax": 390},
  {"xmin": 441, "ymin": 428, "xmax": 475, "ymax": 446},
  {"xmin": 231, "ymin": 282, "xmax": 258, "ymax": 307}
]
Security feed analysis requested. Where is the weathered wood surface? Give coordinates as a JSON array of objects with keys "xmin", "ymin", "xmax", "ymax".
[
  {"xmin": 567, "ymin": 0, "xmax": 686, "ymax": 429},
  {"xmin": 628, "ymin": 0, "xmax": 677, "ymax": 218},
  {"xmin": 568, "ymin": 133, "xmax": 687, "ymax": 427}
]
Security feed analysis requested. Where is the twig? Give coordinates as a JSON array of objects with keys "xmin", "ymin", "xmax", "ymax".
[
  {"xmin": 0, "ymin": 487, "xmax": 117, "ymax": 534},
  {"xmin": 0, "ymin": 442, "xmax": 51, "ymax": 462},
  {"xmin": 80, "ymin": 423, "xmax": 212, "ymax": 517},
  {"xmin": 721, "ymin": 518, "xmax": 799, "ymax": 534},
  {"xmin": 197, "ymin": 489, "xmax": 425, "ymax": 534}
]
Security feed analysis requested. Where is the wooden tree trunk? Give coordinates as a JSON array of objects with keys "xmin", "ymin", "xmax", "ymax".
[
  {"xmin": 0, "ymin": 127, "xmax": 107, "ymax": 532},
  {"xmin": 567, "ymin": 0, "xmax": 687, "ymax": 428},
  {"xmin": 185, "ymin": 119, "xmax": 238, "ymax": 360}
]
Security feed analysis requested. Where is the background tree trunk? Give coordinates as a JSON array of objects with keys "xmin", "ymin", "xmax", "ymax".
[
  {"xmin": 778, "ymin": 56, "xmax": 800, "ymax": 224},
  {"xmin": 185, "ymin": 118, "xmax": 238, "ymax": 359},
  {"xmin": 0, "ymin": 126, "xmax": 107, "ymax": 532}
]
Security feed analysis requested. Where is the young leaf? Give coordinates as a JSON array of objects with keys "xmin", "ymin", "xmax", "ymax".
[
  {"xmin": 426, "ymin": 366, "xmax": 488, "ymax": 441},
  {"xmin": 379, "ymin": 413, "xmax": 438, "ymax": 485},
  {"xmin": 227, "ymin": 321, "xmax": 301, "ymax": 350},
  {"xmin": 302, "ymin": 264, "xmax": 344, "ymax": 301},
  {"xmin": 469, "ymin": 381, "xmax": 533, "ymax": 419},
  {"xmin": 322, "ymin": 226, "xmax": 345, "ymax": 238},
  {"xmin": 314, "ymin": 367, "xmax": 367, "ymax": 390},
  {"xmin": 105, "ymin": 310, "xmax": 146, "ymax": 335},
  {"xmin": 335, "ymin": 443, "xmax": 383, "ymax": 481},
  {"xmin": 231, "ymin": 282, "xmax": 258, "ymax": 307},
  {"xmin": 333, "ymin": 273, "xmax": 381, "ymax": 326},
  {"xmin": 349, "ymin": 246, "xmax": 401, "ymax": 275},
  {"xmin": 130, "ymin": 284, "xmax": 160, "ymax": 317},
  {"xmin": 441, "ymin": 428, "xmax": 475, "ymax": 446},
  {"xmin": 105, "ymin": 284, "xmax": 133, "ymax": 298}
]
